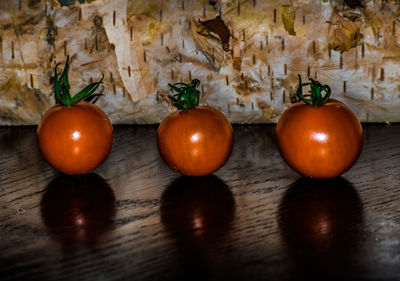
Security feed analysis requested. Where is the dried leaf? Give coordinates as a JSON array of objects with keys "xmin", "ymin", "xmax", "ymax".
[
  {"xmin": 191, "ymin": 18, "xmax": 227, "ymax": 71},
  {"xmin": 281, "ymin": 5, "xmax": 296, "ymax": 36},
  {"xmin": 328, "ymin": 12, "xmax": 362, "ymax": 52},
  {"xmin": 198, "ymin": 16, "xmax": 231, "ymax": 51}
]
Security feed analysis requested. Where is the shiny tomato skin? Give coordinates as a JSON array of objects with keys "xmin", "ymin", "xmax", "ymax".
[
  {"xmin": 157, "ymin": 106, "xmax": 233, "ymax": 177},
  {"xmin": 37, "ymin": 102, "xmax": 113, "ymax": 175},
  {"xmin": 276, "ymin": 99, "xmax": 363, "ymax": 178}
]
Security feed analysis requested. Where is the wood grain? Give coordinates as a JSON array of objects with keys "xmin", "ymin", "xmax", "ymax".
[{"xmin": 0, "ymin": 124, "xmax": 399, "ymax": 280}]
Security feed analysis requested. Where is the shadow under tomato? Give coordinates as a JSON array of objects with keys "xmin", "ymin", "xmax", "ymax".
[
  {"xmin": 160, "ymin": 175, "xmax": 236, "ymax": 281},
  {"xmin": 278, "ymin": 177, "xmax": 364, "ymax": 280},
  {"xmin": 40, "ymin": 173, "xmax": 116, "ymax": 245},
  {"xmin": 161, "ymin": 175, "xmax": 235, "ymax": 243}
]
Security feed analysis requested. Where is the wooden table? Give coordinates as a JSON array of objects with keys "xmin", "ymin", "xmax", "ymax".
[{"xmin": 1, "ymin": 124, "xmax": 399, "ymax": 281}]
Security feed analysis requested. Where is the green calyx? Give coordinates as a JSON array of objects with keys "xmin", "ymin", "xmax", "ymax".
[
  {"xmin": 54, "ymin": 55, "xmax": 104, "ymax": 106},
  {"xmin": 168, "ymin": 79, "xmax": 201, "ymax": 111},
  {"xmin": 296, "ymin": 75, "xmax": 331, "ymax": 107}
]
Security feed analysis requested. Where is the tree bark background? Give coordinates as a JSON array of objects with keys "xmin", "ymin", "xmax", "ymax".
[{"xmin": 0, "ymin": 0, "xmax": 399, "ymax": 125}]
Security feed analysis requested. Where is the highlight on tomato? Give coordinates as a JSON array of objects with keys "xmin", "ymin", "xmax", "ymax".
[
  {"xmin": 276, "ymin": 75, "xmax": 363, "ymax": 178},
  {"xmin": 37, "ymin": 56, "xmax": 113, "ymax": 175},
  {"xmin": 157, "ymin": 79, "xmax": 233, "ymax": 177}
]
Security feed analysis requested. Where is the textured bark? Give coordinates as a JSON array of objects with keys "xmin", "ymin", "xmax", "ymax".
[{"xmin": 0, "ymin": 0, "xmax": 399, "ymax": 125}]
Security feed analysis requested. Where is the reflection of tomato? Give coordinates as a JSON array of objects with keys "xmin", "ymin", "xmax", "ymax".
[
  {"xmin": 276, "ymin": 76, "xmax": 363, "ymax": 178},
  {"xmin": 161, "ymin": 176, "xmax": 235, "ymax": 281},
  {"xmin": 279, "ymin": 177, "xmax": 363, "ymax": 247},
  {"xmin": 41, "ymin": 173, "xmax": 115, "ymax": 243},
  {"xmin": 157, "ymin": 107, "xmax": 233, "ymax": 176},
  {"xmin": 160, "ymin": 175, "xmax": 235, "ymax": 242},
  {"xmin": 37, "ymin": 102, "xmax": 113, "ymax": 175},
  {"xmin": 278, "ymin": 177, "xmax": 363, "ymax": 270}
]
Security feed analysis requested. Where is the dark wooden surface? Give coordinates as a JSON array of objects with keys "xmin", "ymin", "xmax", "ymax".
[{"xmin": 0, "ymin": 124, "xmax": 399, "ymax": 281}]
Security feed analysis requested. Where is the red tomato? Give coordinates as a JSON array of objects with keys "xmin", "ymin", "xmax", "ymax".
[
  {"xmin": 37, "ymin": 102, "xmax": 113, "ymax": 175},
  {"xmin": 276, "ymin": 98, "xmax": 362, "ymax": 178},
  {"xmin": 157, "ymin": 106, "xmax": 233, "ymax": 176}
]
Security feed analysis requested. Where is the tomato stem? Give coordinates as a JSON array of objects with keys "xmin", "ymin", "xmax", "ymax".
[
  {"xmin": 168, "ymin": 79, "xmax": 201, "ymax": 111},
  {"xmin": 296, "ymin": 75, "xmax": 331, "ymax": 107},
  {"xmin": 54, "ymin": 55, "xmax": 104, "ymax": 106}
]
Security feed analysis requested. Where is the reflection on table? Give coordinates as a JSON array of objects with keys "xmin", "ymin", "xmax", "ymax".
[
  {"xmin": 41, "ymin": 173, "xmax": 116, "ymax": 245},
  {"xmin": 161, "ymin": 175, "xmax": 235, "ymax": 281},
  {"xmin": 278, "ymin": 177, "xmax": 364, "ymax": 279}
]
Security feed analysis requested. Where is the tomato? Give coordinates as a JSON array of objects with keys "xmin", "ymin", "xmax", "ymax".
[
  {"xmin": 158, "ymin": 106, "xmax": 233, "ymax": 176},
  {"xmin": 276, "ymin": 76, "xmax": 363, "ymax": 178},
  {"xmin": 37, "ymin": 55, "xmax": 112, "ymax": 174},
  {"xmin": 157, "ymin": 79, "xmax": 233, "ymax": 176},
  {"xmin": 37, "ymin": 102, "xmax": 113, "ymax": 174}
]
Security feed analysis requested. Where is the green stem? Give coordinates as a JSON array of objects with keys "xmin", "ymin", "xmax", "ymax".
[
  {"xmin": 168, "ymin": 79, "xmax": 201, "ymax": 111},
  {"xmin": 296, "ymin": 75, "xmax": 331, "ymax": 107},
  {"xmin": 53, "ymin": 55, "xmax": 104, "ymax": 106}
]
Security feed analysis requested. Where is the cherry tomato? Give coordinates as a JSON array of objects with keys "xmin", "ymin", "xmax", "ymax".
[
  {"xmin": 157, "ymin": 106, "xmax": 233, "ymax": 176},
  {"xmin": 276, "ymin": 76, "xmax": 363, "ymax": 178},
  {"xmin": 37, "ymin": 55, "xmax": 112, "ymax": 174},
  {"xmin": 37, "ymin": 102, "xmax": 113, "ymax": 175}
]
